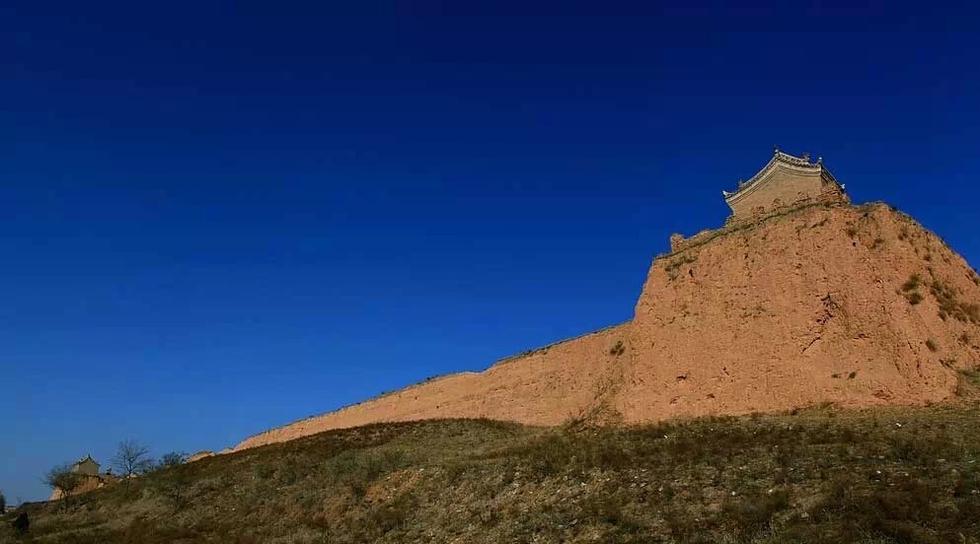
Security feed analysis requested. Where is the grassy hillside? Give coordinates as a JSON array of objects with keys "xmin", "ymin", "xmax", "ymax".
[{"xmin": 5, "ymin": 403, "xmax": 980, "ymax": 544}]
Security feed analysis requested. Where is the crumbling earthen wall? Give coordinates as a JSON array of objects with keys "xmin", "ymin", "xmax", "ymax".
[
  {"xmin": 621, "ymin": 202, "xmax": 980, "ymax": 421},
  {"xmin": 672, "ymin": 193, "xmax": 847, "ymax": 253},
  {"xmin": 229, "ymin": 202, "xmax": 980, "ymax": 453},
  {"xmin": 234, "ymin": 324, "xmax": 631, "ymax": 450},
  {"xmin": 48, "ymin": 474, "xmax": 115, "ymax": 501}
]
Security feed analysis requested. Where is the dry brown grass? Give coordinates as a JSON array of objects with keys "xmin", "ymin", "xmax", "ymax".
[
  {"xmin": 5, "ymin": 405, "xmax": 980, "ymax": 543},
  {"xmin": 931, "ymin": 279, "xmax": 980, "ymax": 324}
]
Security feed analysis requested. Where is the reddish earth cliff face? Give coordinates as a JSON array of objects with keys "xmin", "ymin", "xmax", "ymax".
[
  {"xmin": 621, "ymin": 202, "xmax": 979, "ymax": 421},
  {"xmin": 233, "ymin": 202, "xmax": 980, "ymax": 451}
]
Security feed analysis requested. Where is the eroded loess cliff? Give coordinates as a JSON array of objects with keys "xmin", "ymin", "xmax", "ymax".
[
  {"xmin": 621, "ymin": 202, "xmax": 979, "ymax": 421},
  {"xmin": 233, "ymin": 202, "xmax": 980, "ymax": 451}
]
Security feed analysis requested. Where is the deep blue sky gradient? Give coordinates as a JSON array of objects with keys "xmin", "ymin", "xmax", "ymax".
[{"xmin": 2, "ymin": 2, "xmax": 979, "ymax": 501}]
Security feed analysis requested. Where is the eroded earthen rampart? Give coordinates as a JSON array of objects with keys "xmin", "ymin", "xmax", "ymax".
[{"xmin": 231, "ymin": 201, "xmax": 980, "ymax": 452}]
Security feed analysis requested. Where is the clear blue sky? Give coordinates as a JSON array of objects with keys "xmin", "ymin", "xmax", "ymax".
[{"xmin": 2, "ymin": 1, "xmax": 978, "ymax": 502}]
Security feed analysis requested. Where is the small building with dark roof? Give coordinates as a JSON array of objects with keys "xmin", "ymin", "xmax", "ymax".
[{"xmin": 71, "ymin": 455, "xmax": 100, "ymax": 477}]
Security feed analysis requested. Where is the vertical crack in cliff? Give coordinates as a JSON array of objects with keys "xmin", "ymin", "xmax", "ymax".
[{"xmin": 802, "ymin": 293, "xmax": 841, "ymax": 354}]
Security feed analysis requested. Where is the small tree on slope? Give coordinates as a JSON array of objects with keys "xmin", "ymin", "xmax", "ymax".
[
  {"xmin": 113, "ymin": 439, "xmax": 153, "ymax": 478},
  {"xmin": 43, "ymin": 464, "xmax": 81, "ymax": 508}
]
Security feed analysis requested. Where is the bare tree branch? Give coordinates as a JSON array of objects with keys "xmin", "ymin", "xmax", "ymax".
[
  {"xmin": 112, "ymin": 439, "xmax": 153, "ymax": 478},
  {"xmin": 159, "ymin": 451, "xmax": 188, "ymax": 468}
]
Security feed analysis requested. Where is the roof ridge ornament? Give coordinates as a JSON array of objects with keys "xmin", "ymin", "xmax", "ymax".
[{"xmin": 723, "ymin": 148, "xmax": 843, "ymax": 205}]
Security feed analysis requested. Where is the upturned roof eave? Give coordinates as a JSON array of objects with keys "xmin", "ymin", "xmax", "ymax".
[{"xmin": 722, "ymin": 150, "xmax": 827, "ymax": 203}]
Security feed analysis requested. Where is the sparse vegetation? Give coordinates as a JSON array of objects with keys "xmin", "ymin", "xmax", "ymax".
[
  {"xmin": 900, "ymin": 274, "xmax": 926, "ymax": 305},
  {"xmin": 42, "ymin": 464, "xmax": 81, "ymax": 509},
  {"xmin": 960, "ymin": 367, "xmax": 980, "ymax": 388},
  {"xmin": 926, "ymin": 338, "xmax": 938, "ymax": 352},
  {"xmin": 152, "ymin": 467, "xmax": 190, "ymax": 513},
  {"xmin": 901, "ymin": 273, "xmax": 922, "ymax": 292},
  {"xmin": 158, "ymin": 451, "xmax": 187, "ymax": 469},
  {"xmin": 871, "ymin": 237, "xmax": 885, "ymax": 249},
  {"xmin": 654, "ymin": 200, "xmax": 847, "ymax": 261},
  {"xmin": 609, "ymin": 340, "xmax": 626, "ymax": 356},
  {"xmin": 10, "ymin": 407, "xmax": 980, "ymax": 543},
  {"xmin": 664, "ymin": 254, "xmax": 697, "ymax": 280},
  {"xmin": 845, "ymin": 225, "xmax": 858, "ymax": 237},
  {"xmin": 930, "ymin": 279, "xmax": 980, "ymax": 324}
]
